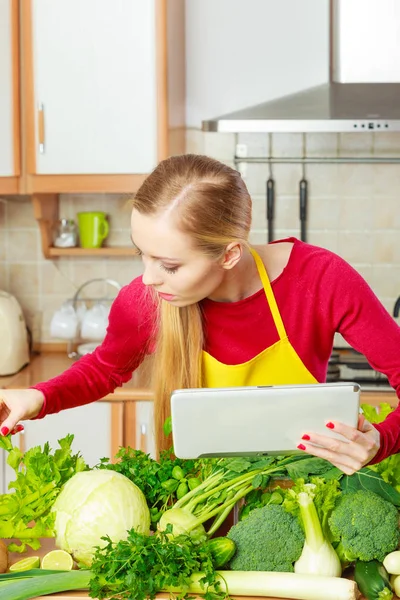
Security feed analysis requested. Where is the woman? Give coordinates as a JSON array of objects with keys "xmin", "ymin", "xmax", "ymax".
[{"xmin": 0, "ymin": 154, "xmax": 399, "ymax": 474}]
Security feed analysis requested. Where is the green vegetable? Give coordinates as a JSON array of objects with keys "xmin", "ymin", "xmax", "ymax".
[
  {"xmin": 227, "ymin": 503, "xmax": 305, "ymax": 572},
  {"xmin": 354, "ymin": 560, "xmax": 393, "ymax": 600},
  {"xmin": 172, "ymin": 466, "xmax": 185, "ymax": 480},
  {"xmin": 0, "ymin": 566, "xmax": 360, "ymax": 600},
  {"xmin": 98, "ymin": 447, "xmax": 203, "ymax": 528},
  {"xmin": 360, "ymin": 403, "xmax": 400, "ymax": 494},
  {"xmin": 52, "ymin": 469, "xmax": 150, "ymax": 567},
  {"xmin": 88, "ymin": 527, "xmax": 228, "ymax": 600},
  {"xmin": 383, "ymin": 551, "xmax": 400, "ymax": 575},
  {"xmin": 158, "ymin": 454, "xmax": 322, "ymax": 539},
  {"xmin": 0, "ymin": 434, "xmax": 87, "ymax": 552},
  {"xmin": 166, "ymin": 570, "xmax": 359, "ymax": 600},
  {"xmin": 0, "ymin": 570, "xmax": 91, "ymax": 600},
  {"xmin": 329, "ymin": 489, "xmax": 400, "ymax": 564},
  {"xmin": 283, "ymin": 480, "xmax": 341, "ymax": 577},
  {"xmin": 341, "ymin": 468, "xmax": 400, "ymax": 506},
  {"xmin": 205, "ymin": 537, "xmax": 236, "ymax": 568}
]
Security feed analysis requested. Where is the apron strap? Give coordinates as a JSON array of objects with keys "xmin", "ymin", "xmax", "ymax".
[{"xmin": 250, "ymin": 248, "xmax": 287, "ymax": 340}]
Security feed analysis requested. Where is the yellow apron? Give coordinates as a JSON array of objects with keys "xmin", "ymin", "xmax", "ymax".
[{"xmin": 203, "ymin": 248, "xmax": 318, "ymax": 387}]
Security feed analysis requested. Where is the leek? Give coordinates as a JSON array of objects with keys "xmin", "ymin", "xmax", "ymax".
[
  {"xmin": 0, "ymin": 570, "xmax": 91, "ymax": 600},
  {"xmin": 166, "ymin": 570, "xmax": 359, "ymax": 600}
]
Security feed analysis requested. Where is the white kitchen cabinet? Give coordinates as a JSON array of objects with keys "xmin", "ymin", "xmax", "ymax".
[
  {"xmin": 30, "ymin": 0, "xmax": 157, "ymax": 175},
  {"xmin": 0, "ymin": 0, "xmax": 19, "ymax": 191}
]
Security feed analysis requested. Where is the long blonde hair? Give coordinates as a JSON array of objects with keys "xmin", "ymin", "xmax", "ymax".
[{"xmin": 132, "ymin": 154, "xmax": 252, "ymax": 453}]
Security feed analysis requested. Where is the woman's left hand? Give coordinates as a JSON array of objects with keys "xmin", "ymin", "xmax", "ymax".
[{"xmin": 298, "ymin": 414, "xmax": 380, "ymax": 475}]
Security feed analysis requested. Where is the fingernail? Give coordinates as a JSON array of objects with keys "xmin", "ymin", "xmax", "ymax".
[
  {"xmin": 297, "ymin": 443, "xmax": 306, "ymax": 451},
  {"xmin": 14, "ymin": 424, "xmax": 24, "ymax": 434},
  {"xmin": 326, "ymin": 422, "xmax": 335, "ymax": 429},
  {"xmin": 1, "ymin": 427, "xmax": 9, "ymax": 436},
  {"xmin": 302, "ymin": 434, "xmax": 310, "ymax": 440}
]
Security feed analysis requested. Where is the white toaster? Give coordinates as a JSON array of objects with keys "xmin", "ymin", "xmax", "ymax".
[{"xmin": 0, "ymin": 291, "xmax": 30, "ymax": 376}]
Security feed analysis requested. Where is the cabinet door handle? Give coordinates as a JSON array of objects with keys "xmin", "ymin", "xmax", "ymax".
[
  {"xmin": 38, "ymin": 103, "xmax": 45, "ymax": 154},
  {"xmin": 140, "ymin": 423, "xmax": 147, "ymax": 452}
]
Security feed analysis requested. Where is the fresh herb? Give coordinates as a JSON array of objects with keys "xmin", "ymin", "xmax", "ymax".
[
  {"xmin": 0, "ymin": 434, "xmax": 87, "ymax": 552},
  {"xmin": 89, "ymin": 527, "xmax": 230, "ymax": 600},
  {"xmin": 98, "ymin": 447, "xmax": 209, "ymax": 529}
]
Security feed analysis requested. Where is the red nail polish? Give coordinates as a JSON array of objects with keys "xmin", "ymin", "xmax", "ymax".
[
  {"xmin": 302, "ymin": 434, "xmax": 310, "ymax": 441},
  {"xmin": 326, "ymin": 422, "xmax": 335, "ymax": 429},
  {"xmin": 15, "ymin": 424, "xmax": 24, "ymax": 433},
  {"xmin": 297, "ymin": 443, "xmax": 306, "ymax": 451},
  {"xmin": 1, "ymin": 427, "xmax": 9, "ymax": 436}
]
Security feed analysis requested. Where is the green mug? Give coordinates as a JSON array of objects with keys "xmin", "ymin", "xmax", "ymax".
[{"xmin": 77, "ymin": 212, "xmax": 109, "ymax": 248}]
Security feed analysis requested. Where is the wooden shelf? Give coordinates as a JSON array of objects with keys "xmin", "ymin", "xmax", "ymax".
[
  {"xmin": 48, "ymin": 246, "xmax": 136, "ymax": 257},
  {"xmin": 32, "ymin": 194, "xmax": 137, "ymax": 258}
]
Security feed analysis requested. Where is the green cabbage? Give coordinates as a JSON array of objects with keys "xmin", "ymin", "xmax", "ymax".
[{"xmin": 52, "ymin": 469, "xmax": 150, "ymax": 566}]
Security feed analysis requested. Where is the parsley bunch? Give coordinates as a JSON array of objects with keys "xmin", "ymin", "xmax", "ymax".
[
  {"xmin": 89, "ymin": 528, "xmax": 230, "ymax": 600},
  {"xmin": 0, "ymin": 433, "xmax": 87, "ymax": 552}
]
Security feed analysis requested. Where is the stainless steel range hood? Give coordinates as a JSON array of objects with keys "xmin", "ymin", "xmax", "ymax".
[
  {"xmin": 202, "ymin": 1, "xmax": 400, "ymax": 134},
  {"xmin": 202, "ymin": 82, "xmax": 400, "ymax": 133}
]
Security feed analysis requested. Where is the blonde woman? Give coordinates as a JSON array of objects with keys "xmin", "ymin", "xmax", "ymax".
[{"xmin": 1, "ymin": 155, "xmax": 399, "ymax": 475}]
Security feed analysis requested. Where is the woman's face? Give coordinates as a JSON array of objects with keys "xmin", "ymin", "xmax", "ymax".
[{"xmin": 131, "ymin": 209, "xmax": 225, "ymax": 306}]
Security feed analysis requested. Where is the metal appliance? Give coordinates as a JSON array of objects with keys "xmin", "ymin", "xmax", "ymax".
[
  {"xmin": 202, "ymin": 0, "xmax": 400, "ymax": 133},
  {"xmin": 327, "ymin": 348, "xmax": 390, "ymax": 390},
  {"xmin": 0, "ymin": 291, "xmax": 30, "ymax": 376}
]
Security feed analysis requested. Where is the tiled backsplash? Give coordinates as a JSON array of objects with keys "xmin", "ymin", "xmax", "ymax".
[{"xmin": 0, "ymin": 130, "xmax": 399, "ymax": 343}]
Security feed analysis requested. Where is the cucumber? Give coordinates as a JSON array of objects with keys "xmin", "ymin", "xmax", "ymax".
[
  {"xmin": 206, "ymin": 537, "xmax": 236, "ymax": 568},
  {"xmin": 354, "ymin": 560, "xmax": 393, "ymax": 600}
]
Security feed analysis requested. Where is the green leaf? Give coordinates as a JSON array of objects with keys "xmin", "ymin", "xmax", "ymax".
[
  {"xmin": 286, "ymin": 457, "xmax": 337, "ymax": 480},
  {"xmin": 163, "ymin": 417, "xmax": 173, "ymax": 437},
  {"xmin": 341, "ymin": 467, "xmax": 400, "ymax": 506},
  {"xmin": 360, "ymin": 402, "xmax": 393, "ymax": 424}
]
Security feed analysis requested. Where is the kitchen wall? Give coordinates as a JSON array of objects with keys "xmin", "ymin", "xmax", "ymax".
[{"xmin": 0, "ymin": 129, "xmax": 399, "ymax": 344}]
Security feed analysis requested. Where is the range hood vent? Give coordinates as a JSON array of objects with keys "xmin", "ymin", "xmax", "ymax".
[
  {"xmin": 202, "ymin": 82, "xmax": 400, "ymax": 133},
  {"xmin": 202, "ymin": 1, "xmax": 400, "ymax": 134}
]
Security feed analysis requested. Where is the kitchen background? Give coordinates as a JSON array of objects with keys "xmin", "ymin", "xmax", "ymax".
[
  {"xmin": 1, "ymin": 0, "xmax": 400, "ymax": 474},
  {"xmin": 1, "ymin": 129, "xmax": 400, "ymax": 344}
]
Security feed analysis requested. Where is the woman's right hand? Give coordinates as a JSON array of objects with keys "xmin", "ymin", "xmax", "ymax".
[{"xmin": 0, "ymin": 389, "xmax": 45, "ymax": 436}]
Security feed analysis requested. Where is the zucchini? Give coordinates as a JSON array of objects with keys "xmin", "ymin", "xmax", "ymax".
[
  {"xmin": 206, "ymin": 537, "xmax": 236, "ymax": 568},
  {"xmin": 354, "ymin": 560, "xmax": 393, "ymax": 600}
]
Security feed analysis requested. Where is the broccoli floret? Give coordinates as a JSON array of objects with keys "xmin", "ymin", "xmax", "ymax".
[
  {"xmin": 227, "ymin": 503, "xmax": 305, "ymax": 572},
  {"xmin": 328, "ymin": 489, "xmax": 400, "ymax": 563}
]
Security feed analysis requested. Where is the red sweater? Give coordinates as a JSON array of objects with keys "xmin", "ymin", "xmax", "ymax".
[{"xmin": 34, "ymin": 238, "xmax": 400, "ymax": 463}]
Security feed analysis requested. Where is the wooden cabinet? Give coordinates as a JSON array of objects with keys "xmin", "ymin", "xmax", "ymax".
[
  {"xmin": 0, "ymin": 0, "xmax": 184, "ymax": 204},
  {"xmin": 21, "ymin": 0, "xmax": 184, "ymax": 194},
  {"xmin": 27, "ymin": 0, "xmax": 157, "ymax": 178},
  {"xmin": 0, "ymin": 0, "xmax": 20, "ymax": 194}
]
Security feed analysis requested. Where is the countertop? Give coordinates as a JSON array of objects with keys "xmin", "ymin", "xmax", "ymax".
[{"xmin": 0, "ymin": 352, "xmax": 153, "ymax": 402}]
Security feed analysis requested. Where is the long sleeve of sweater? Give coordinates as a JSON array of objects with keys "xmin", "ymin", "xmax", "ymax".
[{"xmin": 33, "ymin": 279, "xmax": 154, "ymax": 416}]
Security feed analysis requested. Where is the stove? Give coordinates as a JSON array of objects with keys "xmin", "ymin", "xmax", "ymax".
[{"xmin": 327, "ymin": 348, "xmax": 391, "ymax": 390}]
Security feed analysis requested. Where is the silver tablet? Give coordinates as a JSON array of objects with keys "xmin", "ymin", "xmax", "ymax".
[{"xmin": 171, "ymin": 383, "xmax": 360, "ymax": 459}]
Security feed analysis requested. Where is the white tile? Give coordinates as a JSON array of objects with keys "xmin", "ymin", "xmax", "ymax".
[
  {"xmin": 373, "ymin": 132, "xmax": 400, "ymax": 157},
  {"xmin": 308, "ymin": 197, "xmax": 341, "ymax": 230},
  {"xmin": 185, "ymin": 128, "xmax": 205, "ymax": 155},
  {"xmin": 272, "ymin": 133, "xmax": 303, "ymax": 157},
  {"xmin": 306, "ymin": 133, "xmax": 338, "ymax": 157},
  {"xmin": 338, "ymin": 133, "xmax": 374, "ymax": 156},
  {"xmin": 337, "ymin": 231, "xmax": 374, "ymax": 265},
  {"xmin": 307, "ymin": 231, "xmax": 339, "ymax": 253},
  {"xmin": 339, "ymin": 197, "xmax": 374, "ymax": 231}
]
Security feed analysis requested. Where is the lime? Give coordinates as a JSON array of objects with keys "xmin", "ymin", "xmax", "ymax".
[
  {"xmin": 9, "ymin": 556, "xmax": 40, "ymax": 572},
  {"xmin": 41, "ymin": 549, "xmax": 74, "ymax": 571}
]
